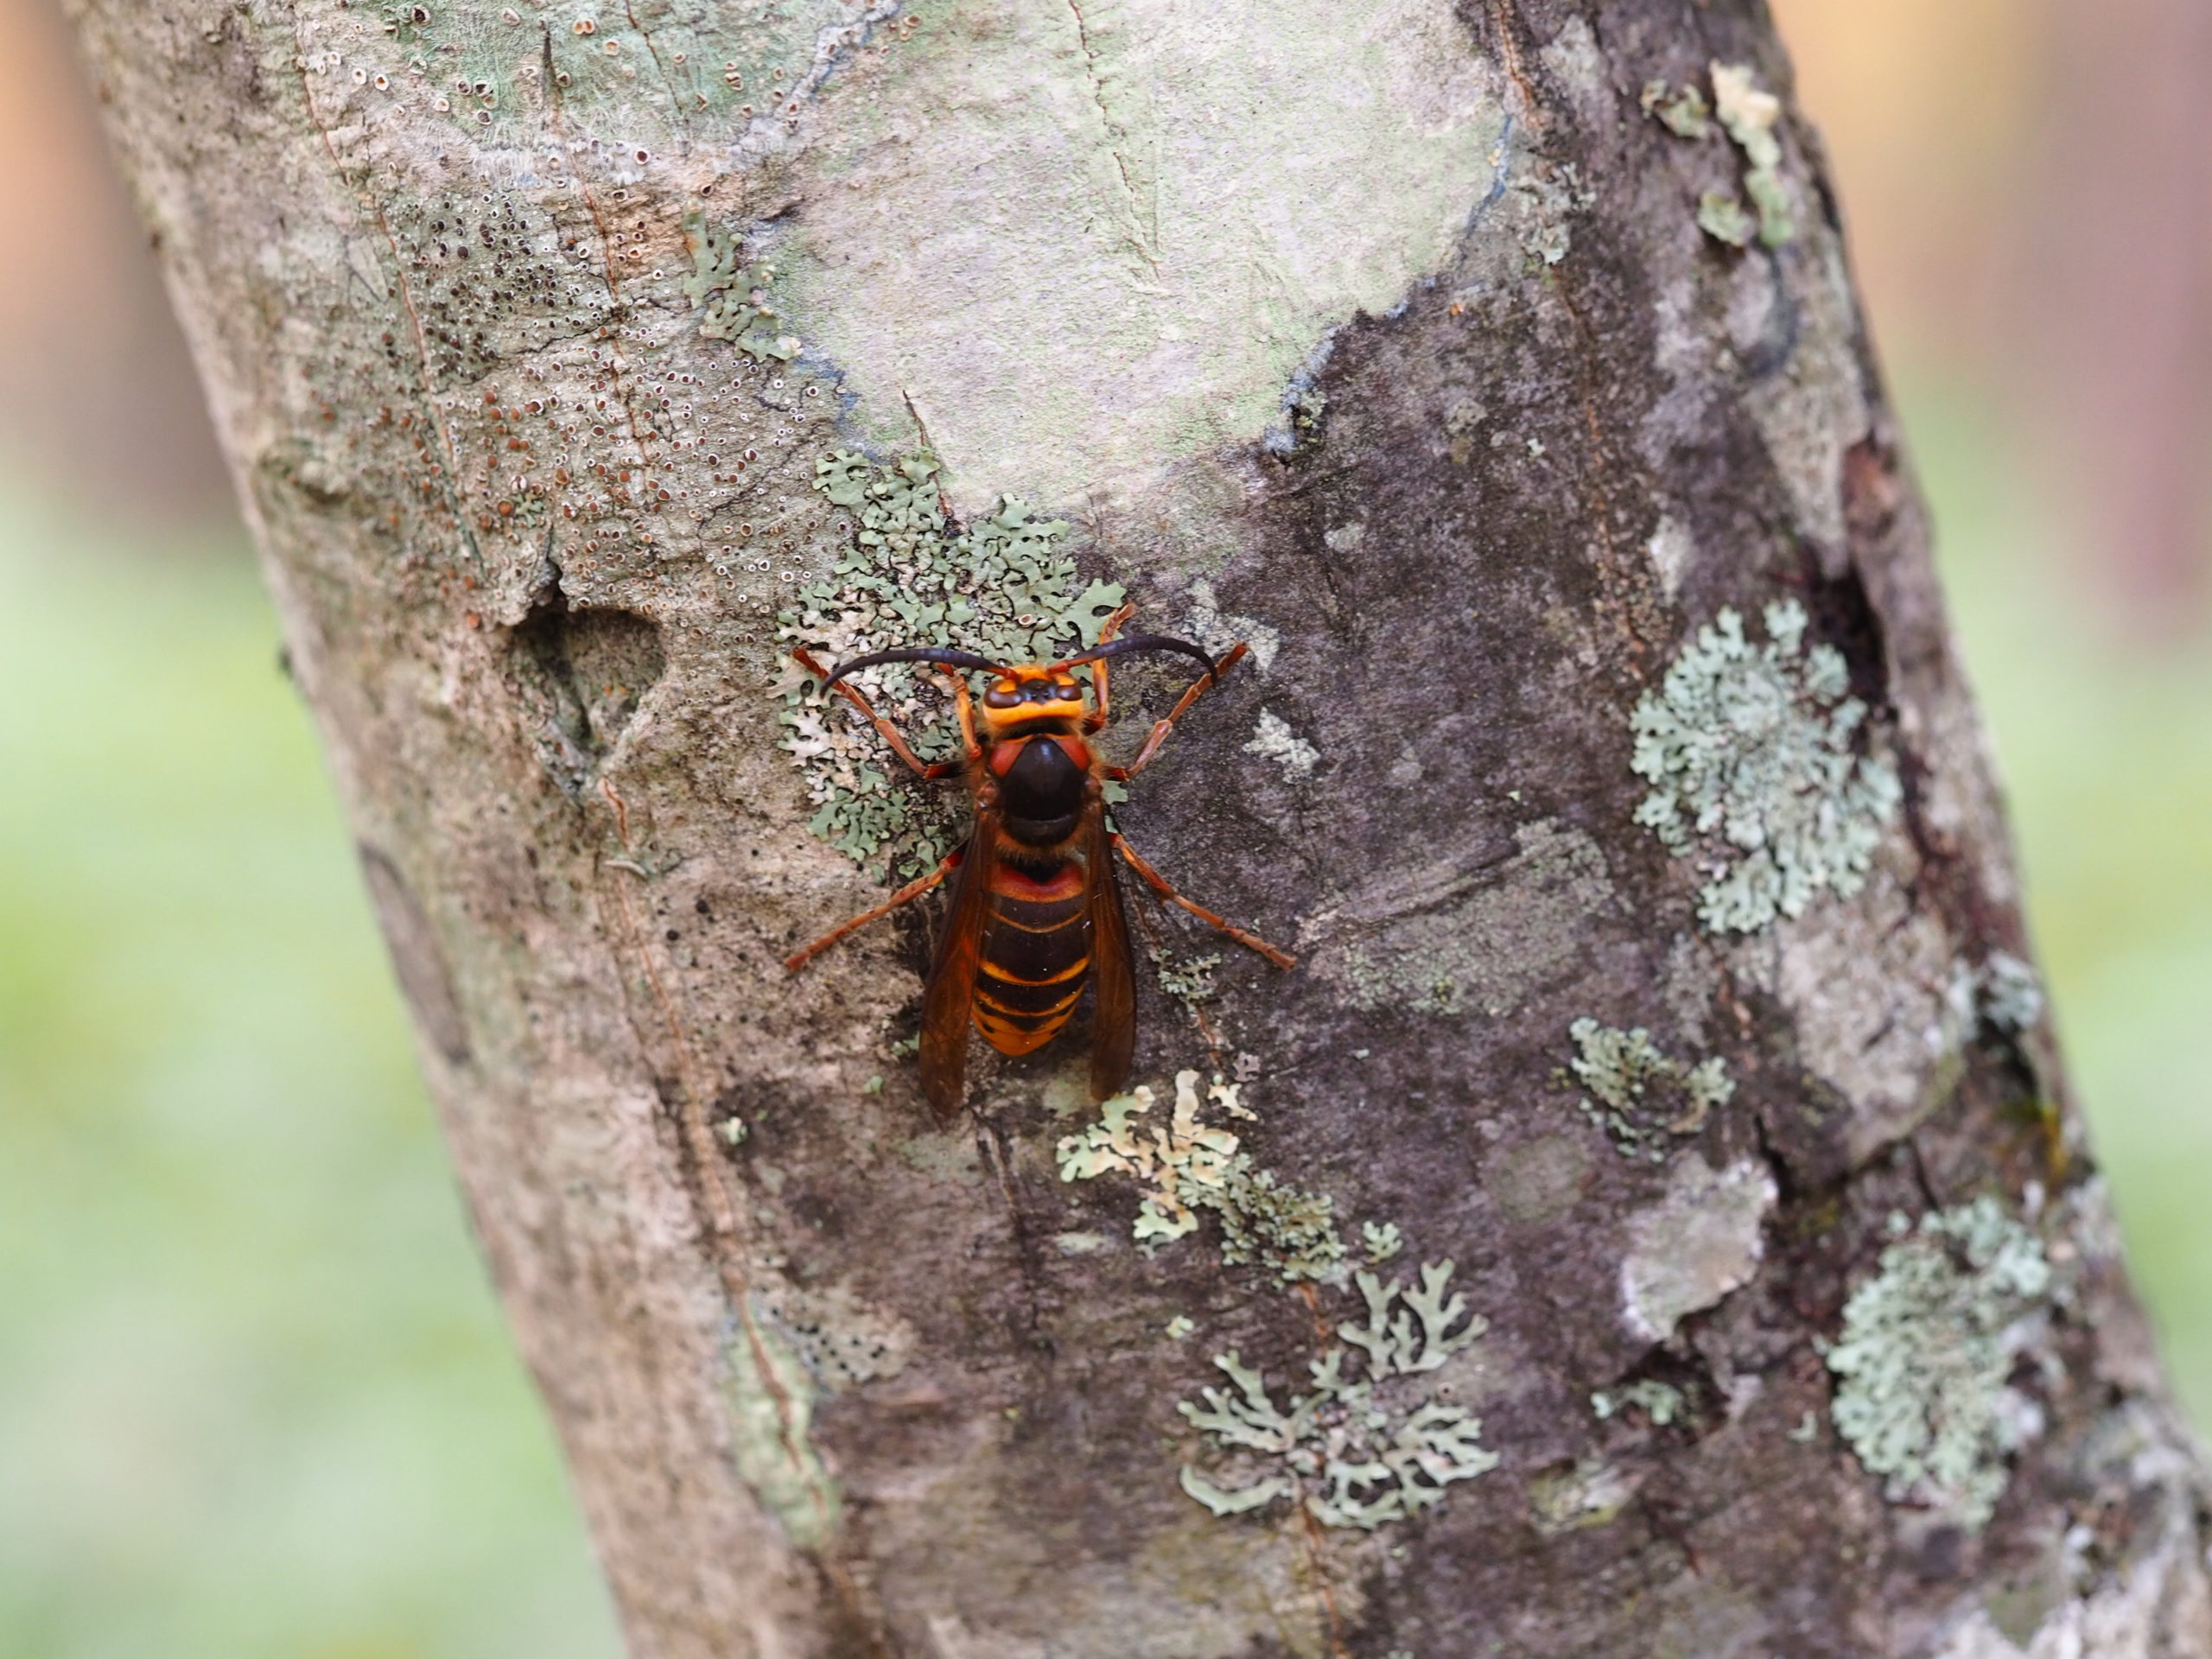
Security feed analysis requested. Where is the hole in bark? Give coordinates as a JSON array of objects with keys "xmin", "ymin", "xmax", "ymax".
[
  {"xmin": 509, "ymin": 575, "xmax": 664, "ymax": 792},
  {"xmin": 1802, "ymin": 559, "xmax": 1889, "ymax": 714}
]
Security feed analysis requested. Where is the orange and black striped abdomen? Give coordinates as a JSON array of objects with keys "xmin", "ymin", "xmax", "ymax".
[{"xmin": 973, "ymin": 861, "xmax": 1090, "ymax": 1057}]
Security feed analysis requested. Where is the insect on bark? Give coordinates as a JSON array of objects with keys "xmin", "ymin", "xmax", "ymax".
[{"xmin": 785, "ymin": 606, "xmax": 1296, "ymax": 1121}]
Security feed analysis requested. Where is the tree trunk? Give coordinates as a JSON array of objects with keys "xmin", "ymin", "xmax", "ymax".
[{"xmin": 68, "ymin": 2, "xmax": 2212, "ymax": 1654}]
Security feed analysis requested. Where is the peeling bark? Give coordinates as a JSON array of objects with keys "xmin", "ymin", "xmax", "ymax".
[{"xmin": 68, "ymin": 2, "xmax": 2212, "ymax": 1655}]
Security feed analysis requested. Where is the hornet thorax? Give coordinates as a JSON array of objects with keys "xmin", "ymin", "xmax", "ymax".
[{"xmin": 978, "ymin": 665, "xmax": 1097, "ymax": 855}]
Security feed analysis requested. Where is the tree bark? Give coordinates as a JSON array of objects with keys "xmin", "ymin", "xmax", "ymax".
[{"xmin": 68, "ymin": 2, "xmax": 2212, "ymax": 1655}]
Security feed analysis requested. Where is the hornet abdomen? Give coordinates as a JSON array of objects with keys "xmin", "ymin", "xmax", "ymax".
[{"xmin": 974, "ymin": 859, "xmax": 1090, "ymax": 1057}]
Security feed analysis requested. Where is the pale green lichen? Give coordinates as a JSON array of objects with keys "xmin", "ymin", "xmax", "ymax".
[
  {"xmin": 1522, "ymin": 219, "xmax": 1573, "ymax": 268},
  {"xmin": 1185, "ymin": 576, "xmax": 1282, "ymax": 671},
  {"xmin": 1977, "ymin": 951, "xmax": 2045, "ymax": 1035},
  {"xmin": 683, "ymin": 216, "xmax": 802, "ymax": 359},
  {"xmin": 1630, "ymin": 600, "xmax": 1901, "ymax": 933},
  {"xmin": 721, "ymin": 1321, "xmax": 839, "ymax": 1548},
  {"xmin": 1696, "ymin": 191, "xmax": 1759, "ymax": 249},
  {"xmin": 1243, "ymin": 709, "xmax": 1319, "ymax": 778},
  {"xmin": 1645, "ymin": 64, "xmax": 1796, "ymax": 249},
  {"xmin": 1178, "ymin": 1262, "xmax": 1497, "ymax": 1529},
  {"xmin": 1058, "ymin": 1071, "xmax": 1346, "ymax": 1283},
  {"xmin": 1944, "ymin": 950, "xmax": 2047, "ymax": 1049},
  {"xmin": 1639, "ymin": 79, "xmax": 1712, "ymax": 140},
  {"xmin": 1150, "ymin": 948, "xmax": 1224, "ymax": 1012},
  {"xmin": 1215, "ymin": 1169, "xmax": 1345, "ymax": 1284},
  {"xmin": 1057, "ymin": 1075, "xmax": 1240, "ymax": 1248},
  {"xmin": 776, "ymin": 450, "xmax": 1123, "ymax": 876},
  {"xmin": 1592, "ymin": 1379, "xmax": 1687, "ymax": 1427},
  {"xmin": 1713, "ymin": 64, "xmax": 1797, "ymax": 249},
  {"xmin": 1529, "ymin": 1459, "xmax": 1637, "ymax": 1535},
  {"xmin": 1363, "ymin": 1220, "xmax": 1405, "ymax": 1262},
  {"xmin": 1566, "ymin": 1018, "xmax": 1733, "ymax": 1160},
  {"xmin": 1826, "ymin": 1197, "xmax": 2053, "ymax": 1528}
]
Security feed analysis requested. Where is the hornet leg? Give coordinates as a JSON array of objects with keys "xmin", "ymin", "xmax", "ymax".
[
  {"xmin": 792, "ymin": 646, "xmax": 963, "ymax": 779},
  {"xmin": 784, "ymin": 850, "xmax": 959, "ymax": 972},
  {"xmin": 1083, "ymin": 602, "xmax": 1138, "ymax": 730},
  {"xmin": 1105, "ymin": 642, "xmax": 1253, "ymax": 780},
  {"xmin": 940, "ymin": 666, "xmax": 983, "ymax": 763},
  {"xmin": 1111, "ymin": 834, "xmax": 1296, "ymax": 969}
]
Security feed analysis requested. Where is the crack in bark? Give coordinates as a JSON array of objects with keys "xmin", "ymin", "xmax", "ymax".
[
  {"xmin": 1064, "ymin": 0, "xmax": 1161, "ymax": 276},
  {"xmin": 1293, "ymin": 1500, "xmax": 1351, "ymax": 1659},
  {"xmin": 596, "ymin": 780, "xmax": 839, "ymax": 1551},
  {"xmin": 623, "ymin": 1, "xmax": 690, "ymax": 151},
  {"xmin": 1484, "ymin": 0, "xmax": 1541, "ymax": 122}
]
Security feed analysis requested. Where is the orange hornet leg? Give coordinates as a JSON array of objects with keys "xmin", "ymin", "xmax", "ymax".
[
  {"xmin": 1111, "ymin": 834, "xmax": 1296, "ymax": 969},
  {"xmin": 784, "ymin": 850, "xmax": 959, "ymax": 972},
  {"xmin": 791, "ymin": 646, "xmax": 962, "ymax": 779},
  {"xmin": 939, "ymin": 666, "xmax": 983, "ymax": 764},
  {"xmin": 1083, "ymin": 602, "xmax": 1138, "ymax": 730},
  {"xmin": 1105, "ymin": 642, "xmax": 1253, "ymax": 780}
]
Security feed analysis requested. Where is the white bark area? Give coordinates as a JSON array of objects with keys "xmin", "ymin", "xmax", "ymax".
[{"xmin": 790, "ymin": 0, "xmax": 1503, "ymax": 510}]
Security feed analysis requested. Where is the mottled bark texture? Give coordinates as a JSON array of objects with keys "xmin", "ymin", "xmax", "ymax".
[{"xmin": 70, "ymin": 2, "xmax": 2212, "ymax": 1655}]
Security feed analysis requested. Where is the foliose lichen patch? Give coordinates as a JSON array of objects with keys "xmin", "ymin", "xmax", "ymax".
[
  {"xmin": 1640, "ymin": 79, "xmax": 1712, "ymax": 141},
  {"xmin": 1565, "ymin": 1018, "xmax": 1734, "ymax": 1160},
  {"xmin": 683, "ymin": 215, "xmax": 802, "ymax": 359},
  {"xmin": 1184, "ymin": 576, "xmax": 1281, "ymax": 671},
  {"xmin": 1243, "ymin": 709, "xmax": 1319, "ymax": 779},
  {"xmin": 1591, "ymin": 1378, "xmax": 1687, "ymax": 1426},
  {"xmin": 1529, "ymin": 1459, "xmax": 1640, "ymax": 1535},
  {"xmin": 1058, "ymin": 1076, "xmax": 1497, "ymax": 1531},
  {"xmin": 1643, "ymin": 62, "xmax": 1796, "ymax": 250},
  {"xmin": 1710, "ymin": 64, "xmax": 1797, "ymax": 249},
  {"xmin": 776, "ymin": 449, "xmax": 1123, "ymax": 876},
  {"xmin": 1178, "ymin": 1262, "xmax": 1498, "ymax": 1529},
  {"xmin": 1149, "ymin": 949, "xmax": 1224, "ymax": 1020},
  {"xmin": 1056, "ymin": 1070, "xmax": 1346, "ymax": 1285},
  {"xmin": 1630, "ymin": 600, "xmax": 1901, "ymax": 934},
  {"xmin": 1826, "ymin": 1197, "xmax": 2054, "ymax": 1529}
]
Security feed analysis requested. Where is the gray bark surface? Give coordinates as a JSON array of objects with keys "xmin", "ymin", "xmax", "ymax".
[{"xmin": 69, "ymin": 1, "xmax": 2212, "ymax": 1655}]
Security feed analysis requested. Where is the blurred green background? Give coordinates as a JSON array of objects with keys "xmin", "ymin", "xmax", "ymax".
[
  {"xmin": 2, "ymin": 0, "xmax": 2209, "ymax": 1654},
  {"xmin": 0, "ymin": 494, "xmax": 621, "ymax": 1655}
]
